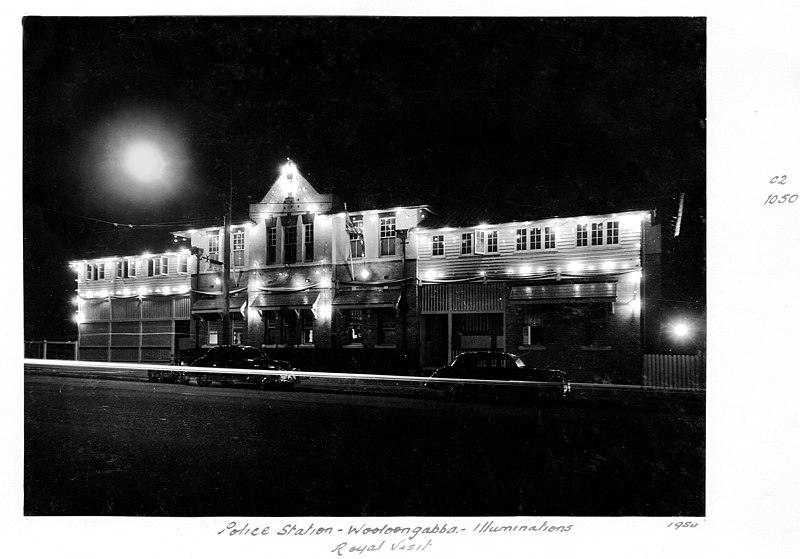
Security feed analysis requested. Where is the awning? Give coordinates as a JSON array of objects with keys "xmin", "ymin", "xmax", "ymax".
[
  {"xmin": 192, "ymin": 295, "xmax": 247, "ymax": 316},
  {"xmin": 332, "ymin": 288, "xmax": 402, "ymax": 309},
  {"xmin": 250, "ymin": 291, "xmax": 320, "ymax": 310},
  {"xmin": 509, "ymin": 282, "xmax": 617, "ymax": 304}
]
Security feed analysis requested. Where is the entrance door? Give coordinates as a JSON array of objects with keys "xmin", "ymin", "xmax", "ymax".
[{"xmin": 423, "ymin": 314, "xmax": 449, "ymax": 367}]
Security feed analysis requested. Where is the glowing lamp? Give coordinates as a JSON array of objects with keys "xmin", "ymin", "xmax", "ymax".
[{"xmin": 673, "ymin": 323, "xmax": 690, "ymax": 338}]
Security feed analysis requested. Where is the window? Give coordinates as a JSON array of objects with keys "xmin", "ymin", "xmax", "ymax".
[
  {"xmin": 84, "ymin": 264, "xmax": 91, "ymax": 281},
  {"xmin": 148, "ymin": 258, "xmax": 160, "ymax": 277},
  {"xmin": 606, "ymin": 221, "xmax": 619, "ymax": 245},
  {"xmin": 349, "ymin": 216, "xmax": 364, "ymax": 258},
  {"xmin": 346, "ymin": 309, "xmax": 364, "ymax": 344},
  {"xmin": 576, "ymin": 224, "xmax": 588, "ymax": 247},
  {"xmin": 177, "ymin": 255, "xmax": 188, "ymax": 274},
  {"xmin": 461, "ymin": 232, "xmax": 473, "ymax": 255},
  {"xmin": 591, "ymin": 223, "xmax": 603, "ymax": 246},
  {"xmin": 475, "ymin": 230, "xmax": 498, "ymax": 254},
  {"xmin": 283, "ymin": 224, "xmax": 297, "ymax": 263},
  {"xmin": 232, "ymin": 229, "xmax": 245, "ymax": 267},
  {"xmin": 516, "ymin": 228, "xmax": 528, "ymax": 251},
  {"xmin": 530, "ymin": 227, "xmax": 542, "ymax": 250},
  {"xmin": 96, "ymin": 264, "xmax": 105, "ymax": 280},
  {"xmin": 208, "ymin": 230, "xmax": 220, "ymax": 260},
  {"xmin": 267, "ymin": 227, "xmax": 277, "ymax": 264},
  {"xmin": 302, "ymin": 311, "xmax": 314, "ymax": 344},
  {"xmin": 160, "ymin": 256, "xmax": 169, "ymax": 275},
  {"xmin": 208, "ymin": 322, "xmax": 219, "ymax": 346},
  {"xmin": 522, "ymin": 314, "xmax": 544, "ymax": 346},
  {"xmin": 380, "ymin": 214, "xmax": 396, "ymax": 256},
  {"xmin": 304, "ymin": 223, "xmax": 314, "ymax": 262},
  {"xmin": 544, "ymin": 226, "xmax": 556, "ymax": 249},
  {"xmin": 487, "ymin": 230, "xmax": 498, "ymax": 253},
  {"xmin": 128, "ymin": 260, "xmax": 136, "ymax": 278},
  {"xmin": 431, "ymin": 234, "xmax": 444, "ymax": 257},
  {"xmin": 115, "ymin": 261, "xmax": 130, "ymax": 279}
]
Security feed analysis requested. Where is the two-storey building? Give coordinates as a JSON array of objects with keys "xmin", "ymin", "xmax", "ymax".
[
  {"xmin": 414, "ymin": 208, "xmax": 658, "ymax": 384},
  {"xmin": 69, "ymin": 250, "xmax": 194, "ymax": 362},
  {"xmin": 168, "ymin": 161, "xmax": 428, "ymax": 370},
  {"xmin": 69, "ymin": 160, "xmax": 667, "ymax": 382}
]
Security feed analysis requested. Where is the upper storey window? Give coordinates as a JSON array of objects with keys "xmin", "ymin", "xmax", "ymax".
[
  {"xmin": 232, "ymin": 228, "xmax": 245, "ymax": 267},
  {"xmin": 576, "ymin": 220, "xmax": 620, "ymax": 247},
  {"xmin": 515, "ymin": 226, "xmax": 556, "ymax": 251},
  {"xmin": 431, "ymin": 234, "xmax": 445, "ymax": 257},
  {"xmin": 349, "ymin": 215, "xmax": 364, "ymax": 258},
  {"xmin": 475, "ymin": 230, "xmax": 498, "ymax": 255},
  {"xmin": 380, "ymin": 214, "xmax": 396, "ymax": 256},
  {"xmin": 208, "ymin": 230, "xmax": 220, "ymax": 261}
]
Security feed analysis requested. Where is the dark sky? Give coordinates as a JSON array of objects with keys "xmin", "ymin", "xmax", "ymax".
[{"xmin": 22, "ymin": 16, "xmax": 706, "ymax": 339}]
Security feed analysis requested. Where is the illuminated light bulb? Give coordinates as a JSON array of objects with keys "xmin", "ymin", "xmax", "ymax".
[
  {"xmin": 629, "ymin": 299, "xmax": 641, "ymax": 312},
  {"xmin": 360, "ymin": 269, "xmax": 371, "ymax": 280},
  {"xmin": 673, "ymin": 323, "xmax": 690, "ymax": 337}
]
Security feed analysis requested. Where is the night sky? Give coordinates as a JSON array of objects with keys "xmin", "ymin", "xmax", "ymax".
[{"xmin": 22, "ymin": 16, "xmax": 706, "ymax": 340}]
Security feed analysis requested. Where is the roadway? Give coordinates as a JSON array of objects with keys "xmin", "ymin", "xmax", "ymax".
[{"xmin": 24, "ymin": 373, "xmax": 704, "ymax": 517}]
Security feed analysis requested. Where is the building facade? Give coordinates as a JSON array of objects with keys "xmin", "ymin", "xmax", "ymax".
[
  {"xmin": 414, "ymin": 209, "xmax": 658, "ymax": 384},
  {"xmin": 70, "ymin": 161, "xmax": 665, "ymax": 383},
  {"xmin": 176, "ymin": 193, "xmax": 427, "ymax": 371},
  {"xmin": 69, "ymin": 250, "xmax": 193, "ymax": 363}
]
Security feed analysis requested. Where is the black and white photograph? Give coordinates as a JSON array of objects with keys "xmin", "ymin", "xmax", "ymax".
[{"xmin": 8, "ymin": 3, "xmax": 800, "ymax": 558}]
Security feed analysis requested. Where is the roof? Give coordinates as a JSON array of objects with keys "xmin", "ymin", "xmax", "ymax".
[
  {"xmin": 192, "ymin": 294, "xmax": 247, "ymax": 314},
  {"xmin": 250, "ymin": 291, "xmax": 320, "ymax": 310},
  {"xmin": 332, "ymin": 287, "xmax": 402, "ymax": 309},
  {"xmin": 417, "ymin": 198, "xmax": 661, "ymax": 230}
]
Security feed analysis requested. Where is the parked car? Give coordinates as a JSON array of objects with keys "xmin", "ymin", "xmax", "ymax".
[
  {"xmin": 425, "ymin": 351, "xmax": 572, "ymax": 401},
  {"xmin": 181, "ymin": 345, "xmax": 297, "ymax": 389}
]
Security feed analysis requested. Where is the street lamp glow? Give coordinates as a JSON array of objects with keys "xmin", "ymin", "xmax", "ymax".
[
  {"xmin": 124, "ymin": 141, "xmax": 165, "ymax": 182},
  {"xmin": 673, "ymin": 323, "xmax": 690, "ymax": 338}
]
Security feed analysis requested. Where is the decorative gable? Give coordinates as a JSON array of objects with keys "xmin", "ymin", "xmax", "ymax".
[{"xmin": 249, "ymin": 159, "xmax": 333, "ymax": 219}]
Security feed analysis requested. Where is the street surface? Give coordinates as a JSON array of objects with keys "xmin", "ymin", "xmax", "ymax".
[{"xmin": 25, "ymin": 374, "xmax": 704, "ymax": 516}]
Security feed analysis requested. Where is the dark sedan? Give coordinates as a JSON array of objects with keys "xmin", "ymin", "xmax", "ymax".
[
  {"xmin": 182, "ymin": 345, "xmax": 297, "ymax": 389},
  {"xmin": 425, "ymin": 351, "xmax": 572, "ymax": 401}
]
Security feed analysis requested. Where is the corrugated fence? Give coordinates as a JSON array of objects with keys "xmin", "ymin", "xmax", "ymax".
[{"xmin": 643, "ymin": 353, "xmax": 705, "ymax": 390}]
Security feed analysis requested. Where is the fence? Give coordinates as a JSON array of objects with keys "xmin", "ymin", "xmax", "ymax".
[
  {"xmin": 643, "ymin": 352, "xmax": 705, "ymax": 390},
  {"xmin": 24, "ymin": 341, "xmax": 78, "ymax": 360}
]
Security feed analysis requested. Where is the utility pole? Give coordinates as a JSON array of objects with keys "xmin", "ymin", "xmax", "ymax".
[{"xmin": 221, "ymin": 168, "xmax": 233, "ymax": 345}]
